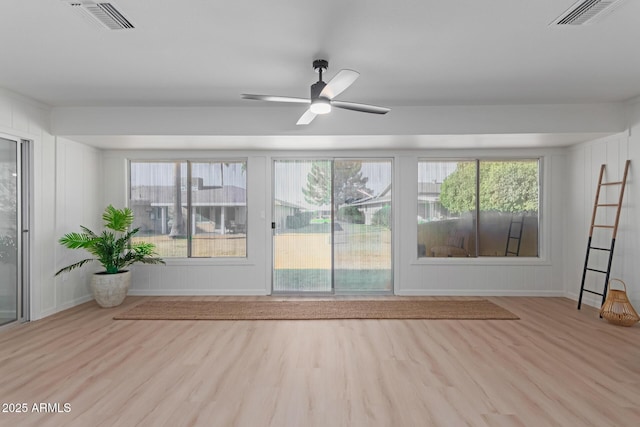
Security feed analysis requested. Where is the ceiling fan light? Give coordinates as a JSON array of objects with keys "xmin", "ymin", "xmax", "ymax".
[{"xmin": 310, "ymin": 98, "xmax": 331, "ymax": 115}]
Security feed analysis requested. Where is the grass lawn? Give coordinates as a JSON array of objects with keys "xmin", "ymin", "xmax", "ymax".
[{"xmin": 136, "ymin": 223, "xmax": 392, "ymax": 292}]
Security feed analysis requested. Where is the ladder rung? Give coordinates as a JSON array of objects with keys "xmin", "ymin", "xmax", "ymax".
[
  {"xmin": 601, "ymin": 181, "xmax": 623, "ymax": 186},
  {"xmin": 593, "ymin": 225, "xmax": 614, "ymax": 229},
  {"xmin": 589, "ymin": 246, "xmax": 611, "ymax": 251},
  {"xmin": 586, "ymin": 268, "xmax": 608, "ymax": 274},
  {"xmin": 583, "ymin": 289, "xmax": 604, "ymax": 296},
  {"xmin": 597, "ymin": 204, "xmax": 619, "ymax": 207}
]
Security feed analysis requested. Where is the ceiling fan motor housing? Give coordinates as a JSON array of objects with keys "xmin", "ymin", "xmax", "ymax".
[{"xmin": 311, "ymin": 81, "xmax": 328, "ymax": 100}]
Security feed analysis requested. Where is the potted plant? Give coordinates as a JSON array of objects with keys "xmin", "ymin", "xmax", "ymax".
[{"xmin": 55, "ymin": 205, "xmax": 165, "ymax": 307}]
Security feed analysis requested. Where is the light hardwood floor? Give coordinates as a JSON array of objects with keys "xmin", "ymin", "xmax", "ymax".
[{"xmin": 0, "ymin": 296, "xmax": 639, "ymax": 427}]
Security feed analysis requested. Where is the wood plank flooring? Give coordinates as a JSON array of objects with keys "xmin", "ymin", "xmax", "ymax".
[{"xmin": 0, "ymin": 296, "xmax": 639, "ymax": 427}]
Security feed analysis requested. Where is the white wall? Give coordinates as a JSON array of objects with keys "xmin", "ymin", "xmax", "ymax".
[
  {"xmin": 102, "ymin": 151, "xmax": 270, "ymax": 295},
  {"xmin": 0, "ymin": 89, "xmax": 106, "ymax": 320},
  {"xmin": 397, "ymin": 150, "xmax": 565, "ymax": 296},
  {"xmin": 6, "ymin": 86, "xmax": 638, "ymax": 316},
  {"xmin": 564, "ymin": 98, "xmax": 639, "ymax": 308},
  {"xmin": 102, "ymin": 148, "xmax": 566, "ymax": 297},
  {"xmin": 49, "ymin": 137, "xmax": 103, "ymax": 316}
]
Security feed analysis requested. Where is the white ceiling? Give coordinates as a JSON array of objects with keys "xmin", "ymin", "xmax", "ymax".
[{"xmin": 2, "ymin": 0, "xmax": 639, "ymax": 149}]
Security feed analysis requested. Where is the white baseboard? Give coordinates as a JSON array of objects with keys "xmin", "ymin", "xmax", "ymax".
[
  {"xmin": 127, "ymin": 289, "xmax": 270, "ymax": 296},
  {"xmin": 395, "ymin": 289, "xmax": 565, "ymax": 297},
  {"xmin": 564, "ymin": 291, "xmax": 602, "ymax": 308},
  {"xmin": 35, "ymin": 294, "xmax": 94, "ymax": 320}
]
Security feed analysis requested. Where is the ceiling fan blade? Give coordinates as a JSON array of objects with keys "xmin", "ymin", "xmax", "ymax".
[
  {"xmin": 296, "ymin": 109, "xmax": 317, "ymax": 125},
  {"xmin": 241, "ymin": 94, "xmax": 311, "ymax": 104},
  {"xmin": 331, "ymin": 100, "xmax": 390, "ymax": 114},
  {"xmin": 319, "ymin": 69, "xmax": 359, "ymax": 99}
]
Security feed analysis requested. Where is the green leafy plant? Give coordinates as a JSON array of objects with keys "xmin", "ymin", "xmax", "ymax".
[
  {"xmin": 0, "ymin": 234, "xmax": 17, "ymax": 264},
  {"xmin": 440, "ymin": 161, "xmax": 538, "ymax": 214},
  {"xmin": 372, "ymin": 204, "xmax": 391, "ymax": 228},
  {"xmin": 55, "ymin": 205, "xmax": 165, "ymax": 275}
]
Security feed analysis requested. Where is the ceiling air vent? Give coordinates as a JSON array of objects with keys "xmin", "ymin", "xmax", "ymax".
[
  {"xmin": 66, "ymin": 1, "xmax": 134, "ymax": 30},
  {"xmin": 551, "ymin": 0, "xmax": 628, "ymax": 25}
]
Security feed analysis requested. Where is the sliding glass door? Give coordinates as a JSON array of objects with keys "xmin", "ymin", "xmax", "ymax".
[
  {"xmin": 272, "ymin": 158, "xmax": 392, "ymax": 294},
  {"xmin": 333, "ymin": 159, "xmax": 392, "ymax": 293},
  {"xmin": 0, "ymin": 137, "xmax": 26, "ymax": 326},
  {"xmin": 273, "ymin": 160, "xmax": 333, "ymax": 292}
]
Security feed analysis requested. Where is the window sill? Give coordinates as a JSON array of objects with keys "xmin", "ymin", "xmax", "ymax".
[
  {"xmin": 411, "ymin": 256, "xmax": 551, "ymax": 267},
  {"xmin": 162, "ymin": 257, "xmax": 255, "ymax": 267}
]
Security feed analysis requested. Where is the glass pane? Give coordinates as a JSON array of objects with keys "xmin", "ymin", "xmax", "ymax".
[
  {"xmin": 334, "ymin": 159, "xmax": 392, "ymax": 292},
  {"xmin": 190, "ymin": 161, "xmax": 247, "ymax": 257},
  {"xmin": 0, "ymin": 138, "xmax": 18, "ymax": 326},
  {"xmin": 417, "ymin": 160, "xmax": 476, "ymax": 257},
  {"xmin": 479, "ymin": 160, "xmax": 539, "ymax": 257},
  {"xmin": 130, "ymin": 161, "xmax": 188, "ymax": 257},
  {"xmin": 273, "ymin": 160, "xmax": 332, "ymax": 292}
]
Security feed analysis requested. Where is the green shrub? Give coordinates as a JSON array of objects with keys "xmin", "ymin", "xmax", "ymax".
[
  {"xmin": 337, "ymin": 206, "xmax": 364, "ymax": 224},
  {"xmin": 372, "ymin": 205, "xmax": 391, "ymax": 228},
  {"xmin": 0, "ymin": 234, "xmax": 17, "ymax": 264},
  {"xmin": 286, "ymin": 212, "xmax": 314, "ymax": 229}
]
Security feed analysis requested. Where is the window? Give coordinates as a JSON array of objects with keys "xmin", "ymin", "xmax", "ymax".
[
  {"xmin": 129, "ymin": 160, "xmax": 247, "ymax": 258},
  {"xmin": 417, "ymin": 159, "xmax": 539, "ymax": 258}
]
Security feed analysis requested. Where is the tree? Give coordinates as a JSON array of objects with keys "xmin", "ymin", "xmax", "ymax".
[
  {"xmin": 439, "ymin": 162, "xmax": 477, "ymax": 215},
  {"xmin": 334, "ymin": 161, "xmax": 374, "ymax": 207},
  {"xmin": 302, "ymin": 161, "xmax": 374, "ymax": 215},
  {"xmin": 439, "ymin": 161, "xmax": 538, "ymax": 214},
  {"xmin": 169, "ymin": 162, "xmax": 185, "ymax": 237},
  {"xmin": 481, "ymin": 161, "xmax": 538, "ymax": 212},
  {"xmin": 302, "ymin": 161, "xmax": 331, "ymax": 208}
]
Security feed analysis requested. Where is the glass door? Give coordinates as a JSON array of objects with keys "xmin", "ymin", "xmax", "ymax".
[
  {"xmin": 272, "ymin": 158, "xmax": 393, "ymax": 294},
  {"xmin": 273, "ymin": 160, "xmax": 333, "ymax": 293},
  {"xmin": 334, "ymin": 159, "xmax": 392, "ymax": 293},
  {"xmin": 0, "ymin": 137, "xmax": 23, "ymax": 326}
]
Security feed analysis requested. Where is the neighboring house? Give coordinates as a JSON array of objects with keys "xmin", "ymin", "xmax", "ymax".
[
  {"xmin": 130, "ymin": 183, "xmax": 247, "ymax": 235},
  {"xmin": 347, "ymin": 184, "xmax": 391, "ymax": 225},
  {"xmin": 273, "ymin": 199, "xmax": 303, "ymax": 231},
  {"xmin": 417, "ymin": 182, "xmax": 447, "ymax": 221},
  {"xmin": 347, "ymin": 182, "xmax": 446, "ymax": 225}
]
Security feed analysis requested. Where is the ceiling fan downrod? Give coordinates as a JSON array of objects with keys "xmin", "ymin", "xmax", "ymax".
[
  {"xmin": 311, "ymin": 59, "xmax": 329, "ymax": 100},
  {"xmin": 312, "ymin": 59, "xmax": 329, "ymax": 81}
]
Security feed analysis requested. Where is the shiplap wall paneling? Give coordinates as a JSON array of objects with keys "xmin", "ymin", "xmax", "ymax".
[
  {"xmin": 565, "ymin": 133, "xmax": 633, "ymax": 307},
  {"xmin": 0, "ymin": 89, "xmax": 59, "ymax": 320},
  {"xmin": 50, "ymin": 137, "xmax": 103, "ymax": 315}
]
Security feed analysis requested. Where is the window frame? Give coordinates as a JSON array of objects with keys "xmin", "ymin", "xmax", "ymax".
[
  {"xmin": 128, "ymin": 158, "xmax": 248, "ymax": 260},
  {"xmin": 416, "ymin": 156, "xmax": 545, "ymax": 264}
]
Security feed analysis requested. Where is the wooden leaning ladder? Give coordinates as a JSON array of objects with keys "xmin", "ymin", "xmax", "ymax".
[{"xmin": 577, "ymin": 160, "xmax": 631, "ymax": 309}]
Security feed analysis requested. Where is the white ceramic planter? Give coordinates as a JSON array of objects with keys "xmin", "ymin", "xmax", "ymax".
[{"xmin": 90, "ymin": 270, "xmax": 131, "ymax": 308}]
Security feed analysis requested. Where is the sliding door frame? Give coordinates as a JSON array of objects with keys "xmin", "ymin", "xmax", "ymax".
[
  {"xmin": 0, "ymin": 134, "xmax": 30, "ymax": 329},
  {"xmin": 271, "ymin": 156, "xmax": 393, "ymax": 295}
]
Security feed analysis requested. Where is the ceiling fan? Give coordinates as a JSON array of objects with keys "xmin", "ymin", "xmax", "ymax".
[{"xmin": 242, "ymin": 59, "xmax": 390, "ymax": 125}]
